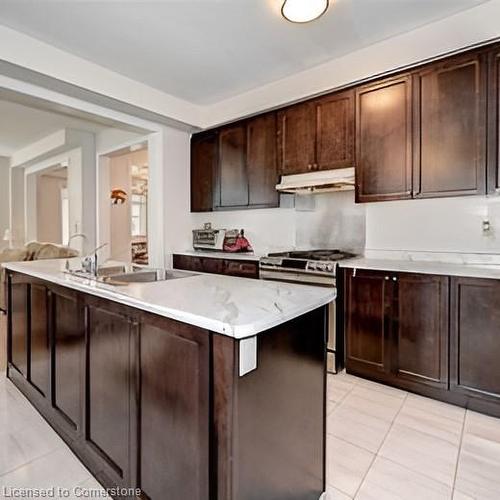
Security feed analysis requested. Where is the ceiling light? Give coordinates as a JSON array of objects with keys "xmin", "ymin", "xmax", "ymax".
[{"xmin": 281, "ymin": 0, "xmax": 329, "ymax": 23}]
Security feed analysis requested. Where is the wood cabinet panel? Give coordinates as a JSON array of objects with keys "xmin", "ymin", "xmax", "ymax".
[
  {"xmin": 218, "ymin": 125, "xmax": 248, "ymax": 208},
  {"xmin": 488, "ymin": 49, "xmax": 500, "ymax": 193},
  {"xmin": 316, "ymin": 91, "xmax": 355, "ymax": 170},
  {"xmin": 223, "ymin": 260, "xmax": 259, "ymax": 279},
  {"xmin": 191, "ymin": 131, "xmax": 217, "ymax": 212},
  {"xmin": 139, "ymin": 315, "xmax": 209, "ymax": 500},
  {"xmin": 345, "ymin": 269, "xmax": 392, "ymax": 373},
  {"xmin": 278, "ymin": 102, "xmax": 316, "ymax": 175},
  {"xmin": 451, "ymin": 277, "xmax": 500, "ymax": 401},
  {"xmin": 52, "ymin": 289, "xmax": 84, "ymax": 431},
  {"xmin": 356, "ymin": 76, "xmax": 413, "ymax": 202},
  {"xmin": 29, "ymin": 284, "xmax": 49, "ymax": 397},
  {"xmin": 86, "ymin": 302, "xmax": 133, "ymax": 486},
  {"xmin": 394, "ymin": 273, "xmax": 449, "ymax": 387},
  {"xmin": 8, "ymin": 277, "xmax": 28, "ymax": 377},
  {"xmin": 172, "ymin": 254, "xmax": 259, "ymax": 279},
  {"xmin": 247, "ymin": 113, "xmax": 279, "ymax": 207},
  {"xmin": 413, "ymin": 55, "xmax": 487, "ymax": 197}
]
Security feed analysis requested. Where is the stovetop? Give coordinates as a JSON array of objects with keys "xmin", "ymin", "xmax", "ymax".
[{"xmin": 267, "ymin": 249, "xmax": 357, "ymax": 262}]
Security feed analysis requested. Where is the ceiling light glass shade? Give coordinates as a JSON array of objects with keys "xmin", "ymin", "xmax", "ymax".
[{"xmin": 281, "ymin": 0, "xmax": 329, "ymax": 23}]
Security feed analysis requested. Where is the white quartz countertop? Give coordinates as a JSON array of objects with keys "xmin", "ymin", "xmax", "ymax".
[
  {"xmin": 2, "ymin": 259, "xmax": 335, "ymax": 339},
  {"xmin": 340, "ymin": 257, "xmax": 500, "ymax": 280},
  {"xmin": 173, "ymin": 250, "xmax": 261, "ymax": 261}
]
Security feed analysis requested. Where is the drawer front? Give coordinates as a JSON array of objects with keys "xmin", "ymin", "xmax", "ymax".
[
  {"xmin": 223, "ymin": 260, "xmax": 259, "ymax": 279},
  {"xmin": 173, "ymin": 255, "xmax": 258, "ymax": 279}
]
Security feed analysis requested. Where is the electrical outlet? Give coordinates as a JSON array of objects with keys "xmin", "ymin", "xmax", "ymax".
[{"xmin": 482, "ymin": 218, "xmax": 492, "ymax": 234}]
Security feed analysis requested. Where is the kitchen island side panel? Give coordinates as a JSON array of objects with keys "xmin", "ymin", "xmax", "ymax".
[{"xmin": 212, "ymin": 305, "xmax": 327, "ymax": 500}]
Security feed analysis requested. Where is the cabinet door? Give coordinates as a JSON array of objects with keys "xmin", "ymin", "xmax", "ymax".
[
  {"xmin": 315, "ymin": 91, "xmax": 355, "ymax": 171},
  {"xmin": 30, "ymin": 283, "xmax": 50, "ymax": 397},
  {"xmin": 138, "ymin": 314, "xmax": 209, "ymax": 500},
  {"xmin": 393, "ymin": 273, "xmax": 449, "ymax": 388},
  {"xmin": 345, "ymin": 269, "xmax": 393, "ymax": 376},
  {"xmin": 8, "ymin": 274, "xmax": 29, "ymax": 377},
  {"xmin": 218, "ymin": 124, "xmax": 248, "ymax": 208},
  {"xmin": 488, "ymin": 49, "xmax": 500, "ymax": 193},
  {"xmin": 86, "ymin": 299, "xmax": 135, "ymax": 488},
  {"xmin": 356, "ymin": 76, "xmax": 413, "ymax": 202},
  {"xmin": 191, "ymin": 131, "xmax": 217, "ymax": 212},
  {"xmin": 450, "ymin": 277, "xmax": 500, "ymax": 402},
  {"xmin": 52, "ymin": 288, "xmax": 84, "ymax": 433},
  {"xmin": 413, "ymin": 55, "xmax": 487, "ymax": 197},
  {"xmin": 277, "ymin": 102, "xmax": 316, "ymax": 175},
  {"xmin": 247, "ymin": 113, "xmax": 279, "ymax": 207}
]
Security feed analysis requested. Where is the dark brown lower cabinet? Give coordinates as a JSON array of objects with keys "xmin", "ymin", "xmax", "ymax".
[
  {"xmin": 345, "ymin": 268, "xmax": 500, "ymax": 417},
  {"xmin": 139, "ymin": 315, "xmax": 209, "ymax": 500},
  {"xmin": 173, "ymin": 254, "xmax": 259, "ymax": 279},
  {"xmin": 345, "ymin": 269, "xmax": 449, "ymax": 393},
  {"xmin": 52, "ymin": 287, "xmax": 85, "ymax": 435},
  {"xmin": 29, "ymin": 283, "xmax": 49, "ymax": 397},
  {"xmin": 7, "ymin": 270, "xmax": 326, "ymax": 500},
  {"xmin": 450, "ymin": 277, "xmax": 500, "ymax": 407},
  {"xmin": 8, "ymin": 273, "xmax": 29, "ymax": 377},
  {"xmin": 393, "ymin": 273, "xmax": 449, "ymax": 389},
  {"xmin": 86, "ymin": 298, "xmax": 136, "ymax": 488},
  {"xmin": 345, "ymin": 269, "xmax": 392, "ymax": 374}
]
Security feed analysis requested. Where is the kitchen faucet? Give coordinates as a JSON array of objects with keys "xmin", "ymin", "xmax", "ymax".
[{"xmin": 81, "ymin": 243, "xmax": 109, "ymax": 277}]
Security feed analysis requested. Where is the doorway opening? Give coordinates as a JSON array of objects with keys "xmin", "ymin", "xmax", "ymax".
[{"xmin": 98, "ymin": 141, "xmax": 149, "ymax": 265}]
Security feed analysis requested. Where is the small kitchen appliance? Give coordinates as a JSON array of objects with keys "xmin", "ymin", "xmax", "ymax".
[
  {"xmin": 192, "ymin": 223, "xmax": 226, "ymax": 250},
  {"xmin": 259, "ymin": 249, "xmax": 358, "ymax": 373}
]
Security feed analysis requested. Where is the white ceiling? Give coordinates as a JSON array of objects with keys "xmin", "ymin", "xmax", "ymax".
[
  {"xmin": 0, "ymin": 0, "xmax": 488, "ymax": 105},
  {"xmin": 0, "ymin": 99, "xmax": 107, "ymax": 156}
]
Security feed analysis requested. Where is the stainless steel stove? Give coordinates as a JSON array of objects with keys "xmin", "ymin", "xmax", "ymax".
[
  {"xmin": 259, "ymin": 249, "xmax": 358, "ymax": 374},
  {"xmin": 259, "ymin": 249, "xmax": 357, "ymax": 287}
]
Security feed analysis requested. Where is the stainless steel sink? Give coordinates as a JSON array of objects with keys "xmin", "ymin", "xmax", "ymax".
[{"xmin": 66, "ymin": 266, "xmax": 196, "ymax": 286}]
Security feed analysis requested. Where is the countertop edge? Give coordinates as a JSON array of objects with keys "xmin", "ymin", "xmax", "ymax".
[{"xmin": 2, "ymin": 261, "xmax": 335, "ymax": 339}]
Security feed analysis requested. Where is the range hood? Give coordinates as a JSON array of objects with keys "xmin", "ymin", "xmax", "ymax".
[{"xmin": 276, "ymin": 167, "xmax": 355, "ymax": 194}]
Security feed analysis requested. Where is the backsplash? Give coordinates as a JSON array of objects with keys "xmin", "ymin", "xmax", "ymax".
[
  {"xmin": 187, "ymin": 191, "xmax": 366, "ymax": 255},
  {"xmin": 365, "ymin": 195, "xmax": 500, "ymax": 257}
]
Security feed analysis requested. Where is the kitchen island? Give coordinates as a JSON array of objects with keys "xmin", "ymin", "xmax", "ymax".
[{"xmin": 2, "ymin": 259, "xmax": 334, "ymax": 500}]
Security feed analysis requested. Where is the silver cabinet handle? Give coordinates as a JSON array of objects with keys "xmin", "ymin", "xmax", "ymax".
[
  {"xmin": 385, "ymin": 276, "xmax": 390, "ymax": 281},
  {"xmin": 393, "ymin": 276, "xmax": 398, "ymax": 281}
]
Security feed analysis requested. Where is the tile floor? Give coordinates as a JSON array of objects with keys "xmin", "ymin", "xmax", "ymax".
[
  {"xmin": 1, "ymin": 372, "xmax": 500, "ymax": 499},
  {"xmin": 326, "ymin": 372, "xmax": 500, "ymax": 500}
]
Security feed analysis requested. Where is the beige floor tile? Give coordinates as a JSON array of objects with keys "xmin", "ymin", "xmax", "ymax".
[
  {"xmin": 395, "ymin": 403, "xmax": 464, "ymax": 445},
  {"xmin": 455, "ymin": 433, "xmax": 500, "ymax": 499},
  {"xmin": 341, "ymin": 389, "xmax": 404, "ymax": 423},
  {"xmin": 328, "ymin": 404, "xmax": 391, "ymax": 453},
  {"xmin": 379, "ymin": 423, "xmax": 459, "ymax": 487},
  {"xmin": 326, "ymin": 435, "xmax": 374, "ymax": 498},
  {"xmin": 405, "ymin": 393, "xmax": 465, "ymax": 423},
  {"xmin": 452, "ymin": 490, "xmax": 476, "ymax": 500},
  {"xmin": 464, "ymin": 410, "xmax": 500, "ymax": 445},
  {"xmin": 356, "ymin": 457, "xmax": 452, "ymax": 500},
  {"xmin": 325, "ymin": 485, "xmax": 352, "ymax": 500},
  {"xmin": 356, "ymin": 378, "xmax": 408, "ymax": 400},
  {"xmin": 328, "ymin": 375, "xmax": 355, "ymax": 405},
  {"xmin": 0, "ymin": 447, "xmax": 91, "ymax": 490}
]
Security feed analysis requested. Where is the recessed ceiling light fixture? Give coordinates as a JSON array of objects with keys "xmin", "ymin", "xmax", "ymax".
[{"xmin": 281, "ymin": 0, "xmax": 329, "ymax": 23}]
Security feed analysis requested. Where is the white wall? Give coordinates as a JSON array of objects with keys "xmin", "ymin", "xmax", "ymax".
[
  {"xmin": 0, "ymin": 157, "xmax": 10, "ymax": 250},
  {"xmin": 366, "ymin": 196, "xmax": 500, "ymax": 255},
  {"xmin": 37, "ymin": 174, "xmax": 66, "ymax": 244}
]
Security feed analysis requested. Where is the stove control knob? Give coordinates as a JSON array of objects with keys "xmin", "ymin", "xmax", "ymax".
[
  {"xmin": 326, "ymin": 264, "xmax": 334, "ymax": 272},
  {"xmin": 317, "ymin": 263, "xmax": 327, "ymax": 272}
]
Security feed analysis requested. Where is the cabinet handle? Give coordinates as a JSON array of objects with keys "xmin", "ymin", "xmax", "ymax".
[
  {"xmin": 392, "ymin": 276, "xmax": 398, "ymax": 282},
  {"xmin": 307, "ymin": 164, "xmax": 313, "ymax": 171},
  {"xmin": 384, "ymin": 276, "xmax": 390, "ymax": 281}
]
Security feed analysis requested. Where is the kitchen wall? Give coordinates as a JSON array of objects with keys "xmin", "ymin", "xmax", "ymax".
[
  {"xmin": 0, "ymin": 157, "xmax": 10, "ymax": 250},
  {"xmin": 365, "ymin": 195, "xmax": 500, "ymax": 256}
]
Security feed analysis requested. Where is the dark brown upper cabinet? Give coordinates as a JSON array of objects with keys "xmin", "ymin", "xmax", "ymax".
[
  {"xmin": 191, "ymin": 131, "xmax": 217, "ymax": 212},
  {"xmin": 316, "ymin": 91, "xmax": 355, "ymax": 171},
  {"xmin": 217, "ymin": 124, "xmax": 248, "ymax": 208},
  {"xmin": 277, "ymin": 90, "xmax": 355, "ymax": 175},
  {"xmin": 488, "ymin": 48, "xmax": 500, "ymax": 194},
  {"xmin": 247, "ymin": 113, "xmax": 279, "ymax": 207},
  {"xmin": 356, "ymin": 75, "xmax": 413, "ymax": 202},
  {"xmin": 191, "ymin": 113, "xmax": 278, "ymax": 212},
  {"xmin": 277, "ymin": 101, "xmax": 316, "ymax": 175},
  {"xmin": 413, "ymin": 54, "xmax": 487, "ymax": 198}
]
